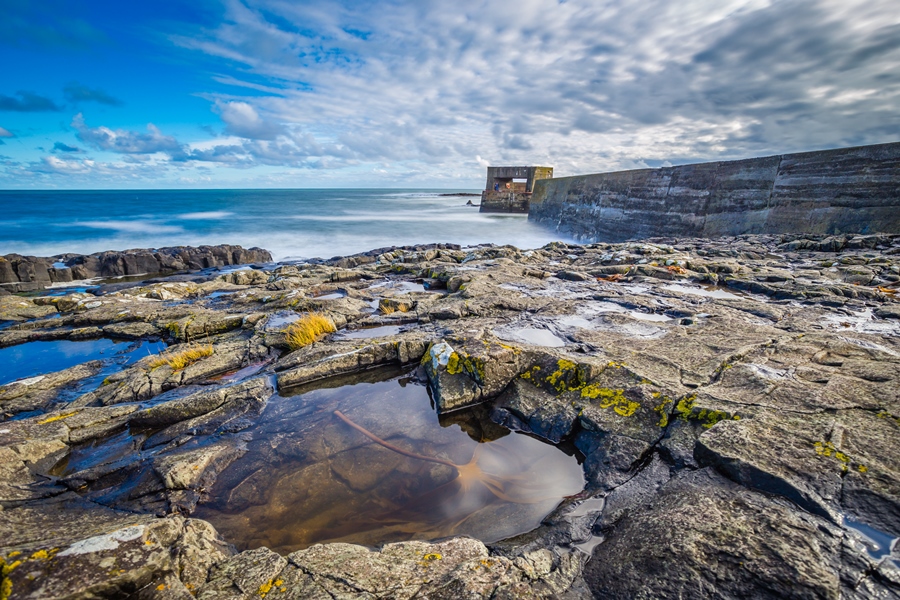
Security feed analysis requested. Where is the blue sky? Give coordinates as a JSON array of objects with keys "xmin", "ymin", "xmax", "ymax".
[{"xmin": 1, "ymin": 0, "xmax": 898, "ymax": 189}]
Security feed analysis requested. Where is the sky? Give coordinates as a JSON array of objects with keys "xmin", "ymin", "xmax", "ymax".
[{"xmin": 0, "ymin": 0, "xmax": 898, "ymax": 189}]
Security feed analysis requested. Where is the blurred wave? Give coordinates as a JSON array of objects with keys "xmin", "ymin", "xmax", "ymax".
[{"xmin": 0, "ymin": 189, "xmax": 571, "ymax": 261}]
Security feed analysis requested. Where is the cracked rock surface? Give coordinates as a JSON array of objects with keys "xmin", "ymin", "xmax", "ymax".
[{"xmin": 1, "ymin": 233, "xmax": 899, "ymax": 599}]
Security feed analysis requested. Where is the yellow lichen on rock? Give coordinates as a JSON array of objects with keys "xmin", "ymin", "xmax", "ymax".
[
  {"xmin": 580, "ymin": 384, "xmax": 639, "ymax": 417},
  {"xmin": 258, "ymin": 579, "xmax": 274, "ymax": 597},
  {"xmin": 37, "ymin": 411, "xmax": 78, "ymax": 425},
  {"xmin": 813, "ymin": 441, "xmax": 867, "ymax": 474}
]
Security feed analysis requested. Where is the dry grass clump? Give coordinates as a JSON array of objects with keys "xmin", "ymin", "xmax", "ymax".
[
  {"xmin": 284, "ymin": 313, "xmax": 336, "ymax": 350},
  {"xmin": 378, "ymin": 299, "xmax": 412, "ymax": 314},
  {"xmin": 149, "ymin": 344, "xmax": 214, "ymax": 371}
]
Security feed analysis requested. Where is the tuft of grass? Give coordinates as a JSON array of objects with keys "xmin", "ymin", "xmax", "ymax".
[
  {"xmin": 284, "ymin": 313, "xmax": 336, "ymax": 350},
  {"xmin": 149, "ymin": 344, "xmax": 214, "ymax": 371}
]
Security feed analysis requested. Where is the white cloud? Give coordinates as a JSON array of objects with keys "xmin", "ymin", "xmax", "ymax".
[
  {"xmin": 167, "ymin": 0, "xmax": 900, "ymax": 180},
  {"xmin": 72, "ymin": 113, "xmax": 183, "ymax": 155},
  {"xmin": 0, "ymin": 126, "xmax": 13, "ymax": 138},
  {"xmin": 41, "ymin": 155, "xmax": 93, "ymax": 173},
  {"xmin": 11, "ymin": 0, "xmax": 897, "ymax": 188},
  {"xmin": 214, "ymin": 100, "xmax": 284, "ymax": 140}
]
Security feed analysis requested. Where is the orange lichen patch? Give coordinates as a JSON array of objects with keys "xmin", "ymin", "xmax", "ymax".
[
  {"xmin": 667, "ymin": 265, "xmax": 687, "ymax": 274},
  {"xmin": 876, "ymin": 286, "xmax": 897, "ymax": 294},
  {"xmin": 149, "ymin": 344, "xmax": 214, "ymax": 371},
  {"xmin": 284, "ymin": 313, "xmax": 336, "ymax": 350},
  {"xmin": 597, "ymin": 273, "xmax": 624, "ymax": 282}
]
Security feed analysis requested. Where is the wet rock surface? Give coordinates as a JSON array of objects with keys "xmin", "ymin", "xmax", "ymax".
[
  {"xmin": 1, "ymin": 234, "xmax": 899, "ymax": 598},
  {"xmin": 0, "ymin": 244, "xmax": 272, "ymax": 293}
]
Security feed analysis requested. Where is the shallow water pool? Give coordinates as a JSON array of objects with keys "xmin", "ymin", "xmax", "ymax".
[
  {"xmin": 193, "ymin": 368, "xmax": 584, "ymax": 554},
  {"xmin": 0, "ymin": 338, "xmax": 167, "ymax": 385}
]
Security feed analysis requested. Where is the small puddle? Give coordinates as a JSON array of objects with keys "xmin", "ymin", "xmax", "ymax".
[
  {"xmin": 825, "ymin": 309, "xmax": 900, "ymax": 336},
  {"xmin": 207, "ymin": 290, "xmax": 237, "ymax": 299},
  {"xmin": 40, "ymin": 286, "xmax": 98, "ymax": 297},
  {"xmin": 663, "ymin": 284, "xmax": 741, "ymax": 300},
  {"xmin": 567, "ymin": 495, "xmax": 606, "ymax": 518},
  {"xmin": 368, "ymin": 280, "xmax": 428, "ymax": 294},
  {"xmin": 209, "ymin": 361, "xmax": 270, "ymax": 382},
  {"xmin": 49, "ymin": 429, "xmax": 145, "ymax": 481},
  {"xmin": 334, "ymin": 325, "xmax": 403, "ymax": 340},
  {"xmin": 193, "ymin": 367, "xmax": 584, "ymax": 554},
  {"xmin": 314, "ymin": 290, "xmax": 347, "ymax": 300},
  {"xmin": 573, "ymin": 535, "xmax": 606, "ymax": 555},
  {"xmin": 0, "ymin": 339, "xmax": 167, "ymax": 385},
  {"xmin": 265, "ymin": 312, "xmax": 300, "ymax": 330},
  {"xmin": 554, "ymin": 316, "xmax": 594, "ymax": 329},
  {"xmin": 217, "ymin": 265, "xmax": 251, "ymax": 275},
  {"xmin": 844, "ymin": 517, "xmax": 898, "ymax": 560},
  {"xmin": 629, "ymin": 311, "xmax": 672, "ymax": 322},
  {"xmin": 581, "ymin": 301, "xmax": 672, "ymax": 323},
  {"xmin": 495, "ymin": 327, "xmax": 566, "ymax": 347}
]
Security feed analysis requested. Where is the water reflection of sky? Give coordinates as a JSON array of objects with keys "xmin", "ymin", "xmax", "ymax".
[
  {"xmin": 0, "ymin": 339, "xmax": 166, "ymax": 384},
  {"xmin": 195, "ymin": 367, "xmax": 584, "ymax": 554}
]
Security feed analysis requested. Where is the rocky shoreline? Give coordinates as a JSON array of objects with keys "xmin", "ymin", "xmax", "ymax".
[
  {"xmin": 0, "ymin": 245, "xmax": 273, "ymax": 293},
  {"xmin": 1, "ymin": 235, "xmax": 899, "ymax": 599}
]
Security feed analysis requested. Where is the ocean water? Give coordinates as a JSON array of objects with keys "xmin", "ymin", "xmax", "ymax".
[{"xmin": 0, "ymin": 189, "xmax": 571, "ymax": 261}]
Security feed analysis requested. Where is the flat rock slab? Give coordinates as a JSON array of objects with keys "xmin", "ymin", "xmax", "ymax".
[
  {"xmin": 0, "ymin": 497, "xmax": 231, "ymax": 599},
  {"xmin": 0, "ymin": 235, "xmax": 898, "ymax": 598}
]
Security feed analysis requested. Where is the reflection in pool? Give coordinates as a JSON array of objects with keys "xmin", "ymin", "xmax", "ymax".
[
  {"xmin": 0, "ymin": 338, "xmax": 167, "ymax": 385},
  {"xmin": 334, "ymin": 325, "xmax": 403, "ymax": 340},
  {"xmin": 495, "ymin": 326, "xmax": 566, "ymax": 347},
  {"xmin": 194, "ymin": 368, "xmax": 584, "ymax": 554},
  {"xmin": 663, "ymin": 283, "xmax": 741, "ymax": 300}
]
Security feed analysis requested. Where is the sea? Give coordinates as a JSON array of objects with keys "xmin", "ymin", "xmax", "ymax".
[{"xmin": 0, "ymin": 189, "xmax": 571, "ymax": 261}]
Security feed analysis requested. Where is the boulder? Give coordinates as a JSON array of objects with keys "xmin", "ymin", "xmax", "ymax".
[{"xmin": 423, "ymin": 338, "xmax": 527, "ymax": 412}]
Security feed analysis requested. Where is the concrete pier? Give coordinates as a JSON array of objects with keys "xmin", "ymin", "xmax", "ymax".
[
  {"xmin": 480, "ymin": 166, "xmax": 553, "ymax": 213},
  {"xmin": 529, "ymin": 142, "xmax": 900, "ymax": 241}
]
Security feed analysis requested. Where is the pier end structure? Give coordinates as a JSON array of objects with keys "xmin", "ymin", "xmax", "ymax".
[{"xmin": 480, "ymin": 166, "xmax": 553, "ymax": 213}]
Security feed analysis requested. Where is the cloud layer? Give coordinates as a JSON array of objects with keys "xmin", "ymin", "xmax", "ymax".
[
  {"xmin": 64, "ymin": 82, "xmax": 123, "ymax": 106},
  {"xmin": 0, "ymin": 91, "xmax": 61, "ymax": 112},
  {"xmin": 2, "ymin": 0, "xmax": 898, "ymax": 186}
]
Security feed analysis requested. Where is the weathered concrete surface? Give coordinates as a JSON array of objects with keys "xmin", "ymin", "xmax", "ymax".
[
  {"xmin": 530, "ymin": 142, "xmax": 900, "ymax": 242},
  {"xmin": 480, "ymin": 166, "xmax": 553, "ymax": 213},
  {"xmin": 479, "ymin": 190, "xmax": 532, "ymax": 213}
]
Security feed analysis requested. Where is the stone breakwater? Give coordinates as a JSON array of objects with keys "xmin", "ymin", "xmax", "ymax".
[
  {"xmin": 0, "ymin": 245, "xmax": 273, "ymax": 293},
  {"xmin": 0, "ymin": 233, "xmax": 899, "ymax": 598},
  {"xmin": 530, "ymin": 141, "xmax": 900, "ymax": 242}
]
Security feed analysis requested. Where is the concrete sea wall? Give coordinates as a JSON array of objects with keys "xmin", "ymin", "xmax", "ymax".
[
  {"xmin": 529, "ymin": 142, "xmax": 900, "ymax": 242},
  {"xmin": 479, "ymin": 190, "xmax": 531, "ymax": 213}
]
